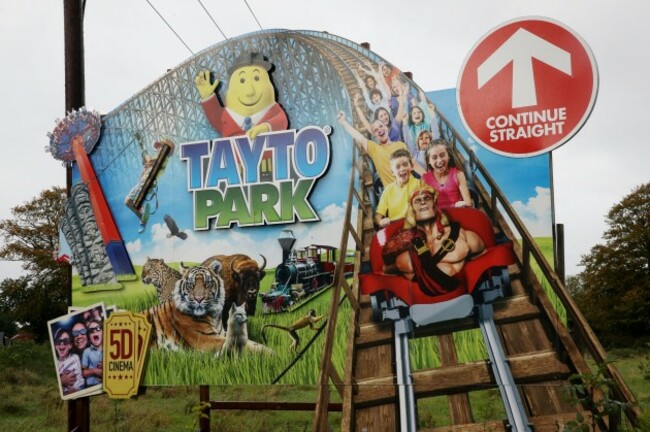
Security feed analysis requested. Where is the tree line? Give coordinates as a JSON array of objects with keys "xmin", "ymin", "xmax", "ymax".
[
  {"xmin": 0, "ymin": 187, "xmax": 69, "ymax": 341},
  {"xmin": 566, "ymin": 182, "xmax": 650, "ymax": 347}
]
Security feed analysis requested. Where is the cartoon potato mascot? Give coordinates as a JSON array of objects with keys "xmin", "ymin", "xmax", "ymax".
[{"xmin": 194, "ymin": 52, "xmax": 288, "ymax": 139}]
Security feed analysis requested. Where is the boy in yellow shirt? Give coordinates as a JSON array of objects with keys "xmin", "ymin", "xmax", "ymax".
[{"xmin": 374, "ymin": 149, "xmax": 421, "ymax": 227}]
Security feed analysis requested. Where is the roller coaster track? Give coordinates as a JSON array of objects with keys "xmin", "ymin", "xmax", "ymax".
[{"xmin": 306, "ymin": 38, "xmax": 641, "ymax": 429}]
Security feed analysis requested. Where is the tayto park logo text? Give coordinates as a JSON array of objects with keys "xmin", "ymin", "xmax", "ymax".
[{"xmin": 457, "ymin": 17, "xmax": 598, "ymax": 158}]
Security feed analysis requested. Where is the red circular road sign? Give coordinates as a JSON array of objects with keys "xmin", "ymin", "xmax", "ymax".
[{"xmin": 457, "ymin": 17, "xmax": 598, "ymax": 157}]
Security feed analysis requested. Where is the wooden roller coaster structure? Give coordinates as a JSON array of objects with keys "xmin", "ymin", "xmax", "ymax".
[{"xmin": 310, "ymin": 108, "xmax": 641, "ymax": 431}]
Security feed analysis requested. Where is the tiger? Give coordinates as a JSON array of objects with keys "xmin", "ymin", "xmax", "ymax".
[
  {"xmin": 140, "ymin": 257, "xmax": 181, "ymax": 303},
  {"xmin": 143, "ymin": 260, "xmax": 227, "ymax": 351}
]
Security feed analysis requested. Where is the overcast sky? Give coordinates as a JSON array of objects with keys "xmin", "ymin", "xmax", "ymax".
[{"xmin": 1, "ymin": 0, "xmax": 648, "ymax": 279}]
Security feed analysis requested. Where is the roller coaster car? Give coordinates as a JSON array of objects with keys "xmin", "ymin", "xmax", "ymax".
[{"xmin": 359, "ymin": 208, "xmax": 516, "ymax": 327}]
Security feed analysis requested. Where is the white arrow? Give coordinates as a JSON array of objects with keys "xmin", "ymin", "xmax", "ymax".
[{"xmin": 477, "ymin": 28, "xmax": 572, "ymax": 108}]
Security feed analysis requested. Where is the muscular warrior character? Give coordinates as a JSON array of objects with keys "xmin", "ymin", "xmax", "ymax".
[
  {"xmin": 261, "ymin": 309, "xmax": 325, "ymax": 352},
  {"xmin": 382, "ymin": 185, "xmax": 484, "ymax": 295},
  {"xmin": 194, "ymin": 52, "xmax": 288, "ymax": 140}
]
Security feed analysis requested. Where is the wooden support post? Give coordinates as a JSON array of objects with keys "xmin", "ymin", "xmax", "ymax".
[
  {"xmin": 314, "ymin": 150, "xmax": 358, "ymax": 431},
  {"xmin": 352, "ymin": 188, "xmax": 371, "ymax": 218},
  {"xmin": 522, "ymin": 243, "xmax": 531, "ymax": 287},
  {"xmin": 67, "ymin": 398, "xmax": 89, "ymax": 432},
  {"xmin": 199, "ymin": 385, "xmax": 210, "ymax": 432},
  {"xmin": 555, "ymin": 224, "xmax": 565, "ymax": 284},
  {"xmin": 339, "ymin": 277, "xmax": 360, "ymax": 314},
  {"xmin": 490, "ymin": 192, "xmax": 498, "ymax": 225},
  {"xmin": 329, "ymin": 364, "xmax": 345, "ymax": 398},
  {"xmin": 64, "ymin": 0, "xmax": 85, "ymax": 196},
  {"xmin": 64, "ymin": 1, "xmax": 89, "ymax": 429}
]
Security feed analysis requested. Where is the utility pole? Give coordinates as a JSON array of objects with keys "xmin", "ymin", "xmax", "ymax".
[
  {"xmin": 64, "ymin": 0, "xmax": 85, "ymax": 111},
  {"xmin": 63, "ymin": 1, "xmax": 89, "ymax": 431}
]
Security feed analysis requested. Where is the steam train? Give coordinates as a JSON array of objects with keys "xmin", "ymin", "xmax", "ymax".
[{"xmin": 260, "ymin": 244, "xmax": 354, "ymax": 313}]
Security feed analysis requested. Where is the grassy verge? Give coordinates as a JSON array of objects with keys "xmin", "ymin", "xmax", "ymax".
[
  {"xmin": 3, "ymin": 342, "xmax": 647, "ymax": 431},
  {"xmin": 3, "ymin": 323, "xmax": 650, "ymax": 431},
  {"xmin": 0, "ymin": 341, "xmax": 344, "ymax": 431}
]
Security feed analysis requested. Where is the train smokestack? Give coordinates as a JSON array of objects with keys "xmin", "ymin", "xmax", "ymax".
[{"xmin": 277, "ymin": 229, "xmax": 296, "ymax": 263}]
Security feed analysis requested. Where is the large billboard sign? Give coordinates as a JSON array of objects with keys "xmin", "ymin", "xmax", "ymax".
[
  {"xmin": 457, "ymin": 17, "xmax": 598, "ymax": 157},
  {"xmin": 55, "ymin": 29, "xmax": 554, "ymax": 389},
  {"xmin": 59, "ymin": 30, "xmax": 426, "ymax": 386}
]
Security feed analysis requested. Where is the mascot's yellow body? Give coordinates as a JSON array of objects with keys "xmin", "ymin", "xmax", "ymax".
[{"xmin": 194, "ymin": 52, "xmax": 288, "ymax": 140}]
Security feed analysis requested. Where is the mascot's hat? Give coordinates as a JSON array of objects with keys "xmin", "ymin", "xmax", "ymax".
[{"xmin": 228, "ymin": 52, "xmax": 273, "ymax": 75}]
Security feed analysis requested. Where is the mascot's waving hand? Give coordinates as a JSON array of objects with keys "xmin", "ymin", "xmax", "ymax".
[{"xmin": 194, "ymin": 52, "xmax": 288, "ymax": 140}]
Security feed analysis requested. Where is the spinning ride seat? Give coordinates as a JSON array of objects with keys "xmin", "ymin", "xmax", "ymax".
[{"xmin": 360, "ymin": 207, "xmax": 516, "ymax": 326}]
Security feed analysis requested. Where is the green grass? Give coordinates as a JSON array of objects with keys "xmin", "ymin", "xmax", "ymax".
[
  {"xmin": 72, "ymin": 263, "xmax": 352, "ymax": 387},
  {"xmin": 3, "ymin": 343, "xmax": 646, "ymax": 431},
  {"xmin": 141, "ymin": 285, "xmax": 351, "ymax": 386},
  {"xmin": 527, "ymin": 237, "xmax": 569, "ymax": 324},
  {"xmin": 0, "ymin": 341, "xmax": 345, "ymax": 431},
  {"xmin": 72, "ymin": 265, "xmax": 156, "ymax": 308},
  {"xmin": 0, "ymin": 341, "xmax": 67, "ymax": 432}
]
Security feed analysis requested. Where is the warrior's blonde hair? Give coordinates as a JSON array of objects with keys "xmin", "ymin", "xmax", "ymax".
[{"xmin": 404, "ymin": 184, "xmax": 450, "ymax": 230}]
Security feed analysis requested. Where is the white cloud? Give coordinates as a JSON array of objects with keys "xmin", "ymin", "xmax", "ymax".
[
  {"xmin": 320, "ymin": 202, "xmax": 346, "ymax": 221},
  {"xmin": 509, "ymin": 186, "xmax": 552, "ymax": 238},
  {"xmin": 150, "ymin": 222, "xmax": 168, "ymax": 242},
  {"xmin": 291, "ymin": 203, "xmax": 357, "ymax": 252},
  {"xmin": 126, "ymin": 238, "xmax": 142, "ymax": 254},
  {"xmin": 125, "ymin": 202, "xmax": 354, "ymax": 270}
]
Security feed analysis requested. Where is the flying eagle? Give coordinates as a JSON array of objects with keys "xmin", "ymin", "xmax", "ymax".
[{"xmin": 164, "ymin": 214, "xmax": 187, "ymax": 240}]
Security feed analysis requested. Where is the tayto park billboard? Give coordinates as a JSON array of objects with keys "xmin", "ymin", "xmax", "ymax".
[{"xmin": 53, "ymin": 29, "xmax": 554, "ymax": 388}]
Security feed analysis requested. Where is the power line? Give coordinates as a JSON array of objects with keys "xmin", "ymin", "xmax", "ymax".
[
  {"xmin": 244, "ymin": 0, "xmax": 263, "ymax": 30},
  {"xmin": 144, "ymin": 0, "xmax": 195, "ymax": 56},
  {"xmin": 196, "ymin": 0, "xmax": 229, "ymax": 41}
]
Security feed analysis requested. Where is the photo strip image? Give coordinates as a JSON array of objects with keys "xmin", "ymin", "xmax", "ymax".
[{"xmin": 48, "ymin": 303, "xmax": 108, "ymax": 400}]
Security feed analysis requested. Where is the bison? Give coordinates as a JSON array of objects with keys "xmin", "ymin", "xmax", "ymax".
[{"xmin": 200, "ymin": 254, "xmax": 266, "ymax": 330}]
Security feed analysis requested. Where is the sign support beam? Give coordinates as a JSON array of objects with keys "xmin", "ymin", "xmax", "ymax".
[{"xmin": 64, "ymin": 1, "xmax": 89, "ymax": 430}]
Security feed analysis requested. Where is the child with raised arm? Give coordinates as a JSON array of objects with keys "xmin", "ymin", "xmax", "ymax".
[
  {"xmin": 337, "ymin": 111, "xmax": 425, "ymax": 187},
  {"xmin": 353, "ymin": 63, "xmax": 390, "ymax": 113},
  {"xmin": 412, "ymin": 129, "xmax": 432, "ymax": 168},
  {"xmin": 403, "ymin": 90, "xmax": 441, "ymax": 156}
]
